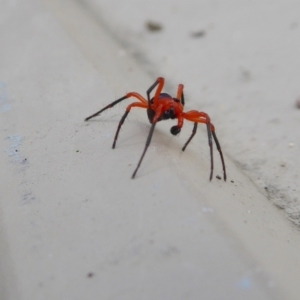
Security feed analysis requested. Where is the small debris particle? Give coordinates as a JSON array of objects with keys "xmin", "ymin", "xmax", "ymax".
[
  {"xmin": 87, "ymin": 272, "xmax": 94, "ymax": 278},
  {"xmin": 231, "ymin": 180, "xmax": 234, "ymax": 183},
  {"xmin": 191, "ymin": 30, "xmax": 206, "ymax": 38},
  {"xmin": 216, "ymin": 175, "xmax": 221, "ymax": 180},
  {"xmin": 76, "ymin": 150, "xmax": 80, "ymax": 153},
  {"xmin": 240, "ymin": 68, "xmax": 251, "ymax": 82},
  {"xmin": 296, "ymin": 98, "xmax": 300, "ymax": 109},
  {"xmin": 146, "ymin": 21, "xmax": 163, "ymax": 32}
]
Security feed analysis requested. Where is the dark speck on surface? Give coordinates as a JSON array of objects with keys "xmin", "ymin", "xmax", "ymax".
[
  {"xmin": 87, "ymin": 272, "xmax": 94, "ymax": 278},
  {"xmin": 296, "ymin": 98, "xmax": 300, "ymax": 109},
  {"xmin": 216, "ymin": 175, "xmax": 221, "ymax": 180},
  {"xmin": 191, "ymin": 30, "xmax": 206, "ymax": 38},
  {"xmin": 146, "ymin": 21, "xmax": 163, "ymax": 32}
]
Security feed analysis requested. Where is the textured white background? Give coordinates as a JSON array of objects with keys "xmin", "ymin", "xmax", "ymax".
[
  {"xmin": 1, "ymin": 0, "xmax": 300, "ymax": 299},
  {"xmin": 87, "ymin": 0, "xmax": 300, "ymax": 225}
]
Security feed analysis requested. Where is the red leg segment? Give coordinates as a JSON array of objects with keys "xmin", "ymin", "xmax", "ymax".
[
  {"xmin": 152, "ymin": 77, "xmax": 165, "ymax": 105},
  {"xmin": 176, "ymin": 83, "xmax": 185, "ymax": 105},
  {"xmin": 146, "ymin": 77, "xmax": 165, "ymax": 107},
  {"xmin": 176, "ymin": 84, "xmax": 184, "ymax": 99}
]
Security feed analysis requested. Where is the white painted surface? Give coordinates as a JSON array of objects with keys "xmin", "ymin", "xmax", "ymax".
[
  {"xmin": 87, "ymin": 0, "xmax": 300, "ymax": 225},
  {"xmin": 0, "ymin": 0, "xmax": 300, "ymax": 299}
]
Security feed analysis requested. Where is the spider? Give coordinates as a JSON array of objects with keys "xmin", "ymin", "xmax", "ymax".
[{"xmin": 85, "ymin": 77, "xmax": 226, "ymax": 181}]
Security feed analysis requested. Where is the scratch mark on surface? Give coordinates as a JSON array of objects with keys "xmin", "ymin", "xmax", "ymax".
[{"xmin": 22, "ymin": 192, "xmax": 36, "ymax": 205}]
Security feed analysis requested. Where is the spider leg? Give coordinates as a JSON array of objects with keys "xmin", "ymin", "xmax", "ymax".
[
  {"xmin": 112, "ymin": 102, "xmax": 147, "ymax": 148},
  {"xmin": 176, "ymin": 84, "xmax": 185, "ymax": 106},
  {"xmin": 146, "ymin": 77, "xmax": 165, "ymax": 108},
  {"xmin": 183, "ymin": 111, "xmax": 214, "ymax": 181},
  {"xmin": 211, "ymin": 127, "xmax": 227, "ymax": 181},
  {"xmin": 85, "ymin": 92, "xmax": 147, "ymax": 121},
  {"xmin": 132, "ymin": 106, "xmax": 163, "ymax": 178},
  {"xmin": 206, "ymin": 122, "xmax": 214, "ymax": 181},
  {"xmin": 131, "ymin": 122, "xmax": 157, "ymax": 179},
  {"xmin": 182, "ymin": 122, "xmax": 198, "ymax": 151},
  {"xmin": 181, "ymin": 91, "xmax": 185, "ymax": 106}
]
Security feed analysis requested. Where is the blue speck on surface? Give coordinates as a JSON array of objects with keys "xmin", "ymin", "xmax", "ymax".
[
  {"xmin": 0, "ymin": 103, "xmax": 12, "ymax": 113},
  {"xmin": 237, "ymin": 277, "xmax": 253, "ymax": 289}
]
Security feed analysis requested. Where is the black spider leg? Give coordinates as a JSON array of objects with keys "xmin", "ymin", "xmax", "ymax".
[
  {"xmin": 212, "ymin": 131, "xmax": 227, "ymax": 181},
  {"xmin": 181, "ymin": 90, "xmax": 185, "ymax": 106},
  {"xmin": 84, "ymin": 95, "xmax": 128, "ymax": 121},
  {"xmin": 182, "ymin": 122, "xmax": 197, "ymax": 151},
  {"xmin": 132, "ymin": 122, "xmax": 157, "ymax": 179},
  {"xmin": 112, "ymin": 110, "xmax": 129, "ymax": 149},
  {"xmin": 206, "ymin": 122, "xmax": 214, "ymax": 181},
  {"xmin": 146, "ymin": 79, "xmax": 160, "ymax": 108}
]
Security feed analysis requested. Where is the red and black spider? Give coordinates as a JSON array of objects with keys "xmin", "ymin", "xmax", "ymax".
[{"xmin": 85, "ymin": 77, "xmax": 226, "ymax": 181}]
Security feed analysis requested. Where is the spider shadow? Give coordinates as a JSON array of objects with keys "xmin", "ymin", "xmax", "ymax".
[
  {"xmin": 123, "ymin": 121, "xmax": 209, "ymax": 179},
  {"xmin": 86, "ymin": 116, "xmax": 210, "ymax": 179}
]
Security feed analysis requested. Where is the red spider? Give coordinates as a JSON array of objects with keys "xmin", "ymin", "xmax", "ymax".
[{"xmin": 85, "ymin": 77, "xmax": 226, "ymax": 181}]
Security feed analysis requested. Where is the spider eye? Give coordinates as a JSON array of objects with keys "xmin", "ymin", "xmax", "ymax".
[{"xmin": 170, "ymin": 125, "xmax": 181, "ymax": 136}]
